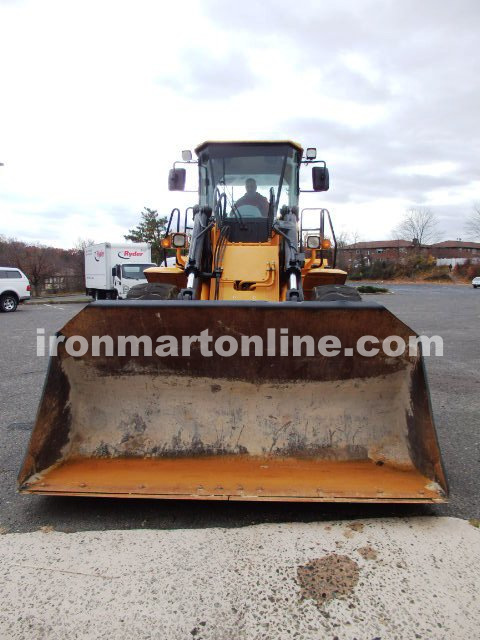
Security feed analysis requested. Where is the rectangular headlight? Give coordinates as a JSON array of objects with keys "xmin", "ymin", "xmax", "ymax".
[
  {"xmin": 171, "ymin": 233, "xmax": 187, "ymax": 248},
  {"xmin": 306, "ymin": 236, "xmax": 321, "ymax": 249}
]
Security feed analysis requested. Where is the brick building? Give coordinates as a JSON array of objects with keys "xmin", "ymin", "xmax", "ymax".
[
  {"xmin": 429, "ymin": 240, "xmax": 480, "ymax": 266},
  {"xmin": 338, "ymin": 239, "xmax": 427, "ymax": 268},
  {"xmin": 338, "ymin": 238, "xmax": 480, "ymax": 269}
]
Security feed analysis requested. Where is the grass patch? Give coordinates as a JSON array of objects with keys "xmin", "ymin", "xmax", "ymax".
[
  {"xmin": 469, "ymin": 518, "xmax": 480, "ymax": 528},
  {"xmin": 423, "ymin": 273, "xmax": 452, "ymax": 282},
  {"xmin": 357, "ymin": 285, "xmax": 390, "ymax": 294}
]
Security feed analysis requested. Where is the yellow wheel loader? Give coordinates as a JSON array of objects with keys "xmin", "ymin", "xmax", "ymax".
[{"xmin": 19, "ymin": 141, "xmax": 447, "ymax": 502}]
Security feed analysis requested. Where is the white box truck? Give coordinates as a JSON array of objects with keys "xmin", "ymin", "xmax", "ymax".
[{"xmin": 85, "ymin": 243, "xmax": 155, "ymax": 300}]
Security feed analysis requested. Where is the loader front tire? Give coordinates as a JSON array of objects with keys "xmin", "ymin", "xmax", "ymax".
[
  {"xmin": 311, "ymin": 284, "xmax": 361, "ymax": 302},
  {"xmin": 126, "ymin": 283, "xmax": 180, "ymax": 300}
]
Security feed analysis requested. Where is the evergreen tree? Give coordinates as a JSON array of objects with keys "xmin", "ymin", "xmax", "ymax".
[{"xmin": 124, "ymin": 207, "xmax": 168, "ymax": 264}]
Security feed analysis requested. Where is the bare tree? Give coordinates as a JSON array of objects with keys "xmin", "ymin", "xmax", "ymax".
[
  {"xmin": 0, "ymin": 236, "xmax": 90, "ymax": 294},
  {"xmin": 335, "ymin": 230, "xmax": 362, "ymax": 248},
  {"xmin": 0, "ymin": 238, "xmax": 57, "ymax": 295},
  {"xmin": 68, "ymin": 238, "xmax": 95, "ymax": 280},
  {"xmin": 335, "ymin": 230, "xmax": 362, "ymax": 270},
  {"xmin": 349, "ymin": 230, "xmax": 362, "ymax": 248},
  {"xmin": 73, "ymin": 237, "xmax": 95, "ymax": 251},
  {"xmin": 465, "ymin": 203, "xmax": 480, "ymax": 240},
  {"xmin": 335, "ymin": 231, "xmax": 350, "ymax": 249},
  {"xmin": 22, "ymin": 245, "xmax": 57, "ymax": 296},
  {"xmin": 393, "ymin": 207, "xmax": 440, "ymax": 245}
]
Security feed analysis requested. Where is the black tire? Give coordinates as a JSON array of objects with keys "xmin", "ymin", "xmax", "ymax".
[
  {"xmin": 126, "ymin": 283, "xmax": 180, "ymax": 300},
  {"xmin": 311, "ymin": 284, "xmax": 362, "ymax": 302},
  {"xmin": 0, "ymin": 293, "xmax": 19, "ymax": 312}
]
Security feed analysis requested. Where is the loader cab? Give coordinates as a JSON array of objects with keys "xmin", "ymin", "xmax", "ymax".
[{"xmin": 195, "ymin": 141, "xmax": 302, "ymax": 242}]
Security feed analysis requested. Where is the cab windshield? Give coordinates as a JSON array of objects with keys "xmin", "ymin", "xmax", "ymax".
[
  {"xmin": 121, "ymin": 264, "xmax": 155, "ymax": 279},
  {"xmin": 198, "ymin": 144, "xmax": 300, "ymax": 220}
]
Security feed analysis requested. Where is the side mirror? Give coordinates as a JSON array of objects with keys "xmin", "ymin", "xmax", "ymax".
[
  {"xmin": 168, "ymin": 168, "xmax": 186, "ymax": 191},
  {"xmin": 312, "ymin": 165, "xmax": 329, "ymax": 192},
  {"xmin": 111, "ymin": 267, "xmax": 116, "ymax": 277},
  {"xmin": 182, "ymin": 150, "xmax": 192, "ymax": 161}
]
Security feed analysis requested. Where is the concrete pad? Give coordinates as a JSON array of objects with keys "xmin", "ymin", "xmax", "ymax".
[{"xmin": 0, "ymin": 517, "xmax": 479, "ymax": 639}]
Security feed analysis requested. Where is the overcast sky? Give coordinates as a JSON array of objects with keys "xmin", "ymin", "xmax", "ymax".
[{"xmin": 0, "ymin": 0, "xmax": 479, "ymax": 248}]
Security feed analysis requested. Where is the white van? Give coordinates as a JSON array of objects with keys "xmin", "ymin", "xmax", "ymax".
[{"xmin": 0, "ymin": 267, "xmax": 31, "ymax": 312}]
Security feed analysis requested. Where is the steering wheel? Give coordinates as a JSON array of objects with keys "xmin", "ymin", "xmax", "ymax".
[{"xmin": 228, "ymin": 204, "xmax": 261, "ymax": 218}]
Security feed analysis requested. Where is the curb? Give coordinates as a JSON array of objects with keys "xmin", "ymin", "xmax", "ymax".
[{"xmin": 25, "ymin": 297, "xmax": 91, "ymax": 305}]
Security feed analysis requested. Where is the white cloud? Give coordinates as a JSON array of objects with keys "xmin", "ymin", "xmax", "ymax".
[
  {"xmin": 0, "ymin": 0, "xmax": 479, "ymax": 247},
  {"xmin": 394, "ymin": 162, "xmax": 458, "ymax": 177},
  {"xmin": 340, "ymin": 52, "xmax": 382, "ymax": 85}
]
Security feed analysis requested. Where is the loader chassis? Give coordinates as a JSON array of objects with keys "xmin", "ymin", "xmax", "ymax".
[{"xmin": 19, "ymin": 141, "xmax": 448, "ymax": 502}]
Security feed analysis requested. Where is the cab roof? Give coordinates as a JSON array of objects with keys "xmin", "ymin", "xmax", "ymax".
[{"xmin": 194, "ymin": 140, "xmax": 303, "ymax": 154}]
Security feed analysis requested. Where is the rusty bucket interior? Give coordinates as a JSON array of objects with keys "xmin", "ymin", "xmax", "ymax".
[{"xmin": 18, "ymin": 300, "xmax": 448, "ymax": 502}]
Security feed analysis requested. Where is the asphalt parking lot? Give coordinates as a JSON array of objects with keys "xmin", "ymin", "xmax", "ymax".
[{"xmin": 1, "ymin": 283, "xmax": 479, "ymax": 533}]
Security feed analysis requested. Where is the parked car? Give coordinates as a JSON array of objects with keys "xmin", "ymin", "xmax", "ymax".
[
  {"xmin": 472, "ymin": 276, "xmax": 480, "ymax": 289},
  {"xmin": 0, "ymin": 267, "xmax": 31, "ymax": 312}
]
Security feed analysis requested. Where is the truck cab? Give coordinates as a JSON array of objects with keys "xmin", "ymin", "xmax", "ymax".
[{"xmin": 112, "ymin": 262, "xmax": 156, "ymax": 299}]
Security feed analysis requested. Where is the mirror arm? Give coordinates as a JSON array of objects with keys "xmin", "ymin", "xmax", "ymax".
[
  {"xmin": 301, "ymin": 159, "xmax": 326, "ymax": 166},
  {"xmin": 173, "ymin": 160, "xmax": 196, "ymax": 168}
]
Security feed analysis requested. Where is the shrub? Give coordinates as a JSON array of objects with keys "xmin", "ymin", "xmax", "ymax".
[
  {"xmin": 347, "ymin": 260, "xmax": 397, "ymax": 281},
  {"xmin": 423, "ymin": 273, "xmax": 452, "ymax": 282},
  {"xmin": 357, "ymin": 285, "xmax": 390, "ymax": 294},
  {"xmin": 467, "ymin": 265, "xmax": 480, "ymax": 279},
  {"xmin": 452, "ymin": 260, "xmax": 480, "ymax": 280},
  {"xmin": 453, "ymin": 259, "xmax": 471, "ymax": 278}
]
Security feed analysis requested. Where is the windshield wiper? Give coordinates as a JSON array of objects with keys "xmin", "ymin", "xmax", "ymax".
[
  {"xmin": 275, "ymin": 154, "xmax": 288, "ymax": 214},
  {"xmin": 268, "ymin": 187, "xmax": 275, "ymax": 219}
]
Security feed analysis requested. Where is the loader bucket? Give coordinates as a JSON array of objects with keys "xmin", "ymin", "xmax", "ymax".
[{"xmin": 19, "ymin": 300, "xmax": 447, "ymax": 502}]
